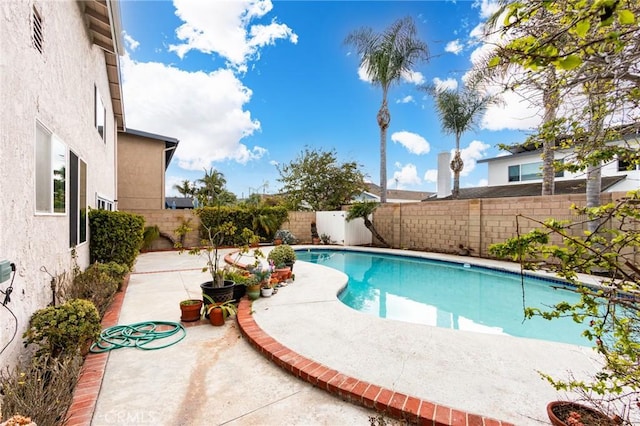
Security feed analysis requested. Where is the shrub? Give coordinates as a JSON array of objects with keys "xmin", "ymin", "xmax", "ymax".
[
  {"xmin": 198, "ymin": 206, "xmax": 288, "ymax": 245},
  {"xmin": 23, "ymin": 299, "xmax": 101, "ymax": 358},
  {"xmin": 65, "ymin": 263, "xmax": 120, "ymax": 316},
  {"xmin": 0, "ymin": 352, "xmax": 82, "ymax": 425},
  {"xmin": 142, "ymin": 225, "xmax": 160, "ymax": 251},
  {"xmin": 274, "ymin": 229, "xmax": 297, "ymax": 244},
  {"xmin": 89, "ymin": 209, "xmax": 144, "ymax": 268},
  {"xmin": 267, "ymin": 244, "xmax": 296, "ymax": 267},
  {"xmin": 93, "ymin": 261, "xmax": 129, "ymax": 290}
]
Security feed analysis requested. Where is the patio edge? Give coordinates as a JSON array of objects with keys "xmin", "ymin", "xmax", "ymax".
[{"xmin": 236, "ymin": 298, "xmax": 514, "ymax": 426}]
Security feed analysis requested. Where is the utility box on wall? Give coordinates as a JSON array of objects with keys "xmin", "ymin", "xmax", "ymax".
[
  {"xmin": 0, "ymin": 260, "xmax": 12, "ymax": 284},
  {"xmin": 315, "ymin": 211, "xmax": 372, "ymax": 246}
]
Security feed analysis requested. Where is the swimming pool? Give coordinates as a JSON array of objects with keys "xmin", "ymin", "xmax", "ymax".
[{"xmin": 296, "ymin": 249, "xmax": 590, "ymax": 346}]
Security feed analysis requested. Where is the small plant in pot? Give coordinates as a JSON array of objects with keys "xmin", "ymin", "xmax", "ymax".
[
  {"xmin": 267, "ymin": 244, "xmax": 297, "ymax": 272},
  {"xmin": 179, "ymin": 299, "xmax": 203, "ymax": 322},
  {"xmin": 203, "ymin": 295, "xmax": 237, "ymax": 326},
  {"xmin": 273, "ymin": 229, "xmax": 297, "ymax": 245}
]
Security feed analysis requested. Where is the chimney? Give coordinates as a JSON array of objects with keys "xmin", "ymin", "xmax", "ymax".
[{"xmin": 437, "ymin": 151, "xmax": 452, "ymax": 198}]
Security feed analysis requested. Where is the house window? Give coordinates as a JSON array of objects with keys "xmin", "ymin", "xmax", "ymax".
[
  {"xmin": 508, "ymin": 161, "xmax": 559, "ymax": 182},
  {"xmin": 35, "ymin": 122, "xmax": 66, "ymax": 214},
  {"xmin": 617, "ymin": 158, "xmax": 638, "ymax": 171},
  {"xmin": 95, "ymin": 85, "xmax": 105, "ymax": 140},
  {"xmin": 69, "ymin": 151, "xmax": 87, "ymax": 247},
  {"xmin": 508, "ymin": 165, "xmax": 520, "ymax": 182},
  {"xmin": 32, "ymin": 6, "xmax": 43, "ymax": 53},
  {"xmin": 521, "ymin": 162, "xmax": 542, "ymax": 181},
  {"xmin": 97, "ymin": 195, "xmax": 114, "ymax": 211}
]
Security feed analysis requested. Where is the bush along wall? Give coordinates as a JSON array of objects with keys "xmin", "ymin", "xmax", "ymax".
[
  {"xmin": 89, "ymin": 209, "xmax": 144, "ymax": 268},
  {"xmin": 198, "ymin": 206, "xmax": 288, "ymax": 245}
]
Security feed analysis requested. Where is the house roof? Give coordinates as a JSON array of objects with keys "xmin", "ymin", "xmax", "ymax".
[
  {"xmin": 82, "ymin": 0, "xmax": 125, "ymax": 130},
  {"xmin": 426, "ymin": 175, "xmax": 627, "ymax": 201},
  {"xmin": 364, "ymin": 182, "xmax": 434, "ymax": 201},
  {"xmin": 121, "ymin": 128, "xmax": 180, "ymax": 169},
  {"xmin": 165, "ymin": 197, "xmax": 196, "ymax": 209}
]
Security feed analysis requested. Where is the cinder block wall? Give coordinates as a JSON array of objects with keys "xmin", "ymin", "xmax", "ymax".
[
  {"xmin": 128, "ymin": 192, "xmax": 630, "ymax": 257},
  {"xmin": 372, "ymin": 192, "xmax": 625, "ymax": 256},
  {"xmin": 130, "ymin": 209, "xmax": 200, "ymax": 250}
]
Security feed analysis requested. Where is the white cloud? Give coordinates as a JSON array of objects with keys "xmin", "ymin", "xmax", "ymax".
[
  {"xmin": 123, "ymin": 31, "xmax": 139, "ymax": 51},
  {"xmin": 455, "ymin": 140, "xmax": 491, "ymax": 177},
  {"xmin": 388, "ymin": 163, "xmax": 421, "ymax": 188},
  {"xmin": 168, "ymin": 0, "xmax": 297, "ymax": 71},
  {"xmin": 396, "ymin": 95, "xmax": 414, "ymax": 104},
  {"xmin": 357, "ymin": 63, "xmax": 372, "ymax": 83},
  {"xmin": 121, "ymin": 55, "xmax": 265, "ymax": 171},
  {"xmin": 445, "ymin": 39, "xmax": 463, "ymax": 55},
  {"xmin": 402, "ymin": 70, "xmax": 425, "ymax": 85},
  {"xmin": 433, "ymin": 77, "xmax": 458, "ymax": 92},
  {"xmin": 391, "ymin": 131, "xmax": 431, "ymax": 155},
  {"xmin": 472, "ymin": 0, "xmax": 501, "ymax": 19},
  {"xmin": 424, "ymin": 169, "xmax": 438, "ymax": 183}
]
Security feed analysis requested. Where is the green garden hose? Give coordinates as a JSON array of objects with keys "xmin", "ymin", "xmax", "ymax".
[{"xmin": 90, "ymin": 321, "xmax": 186, "ymax": 353}]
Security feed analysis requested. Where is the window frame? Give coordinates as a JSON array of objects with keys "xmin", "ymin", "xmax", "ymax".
[
  {"xmin": 35, "ymin": 121, "xmax": 67, "ymax": 215},
  {"xmin": 95, "ymin": 85, "xmax": 105, "ymax": 141},
  {"xmin": 69, "ymin": 151, "xmax": 88, "ymax": 247}
]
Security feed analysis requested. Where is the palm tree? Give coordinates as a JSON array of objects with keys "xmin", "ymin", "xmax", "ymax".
[
  {"xmin": 197, "ymin": 168, "xmax": 226, "ymax": 206},
  {"xmin": 345, "ymin": 17, "xmax": 428, "ymax": 203},
  {"xmin": 428, "ymin": 87, "xmax": 493, "ymax": 199},
  {"xmin": 173, "ymin": 179, "xmax": 193, "ymax": 198}
]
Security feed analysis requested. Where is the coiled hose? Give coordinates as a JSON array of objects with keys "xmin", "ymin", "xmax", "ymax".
[{"xmin": 90, "ymin": 321, "xmax": 186, "ymax": 353}]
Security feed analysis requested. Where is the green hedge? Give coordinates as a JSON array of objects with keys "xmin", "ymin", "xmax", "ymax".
[
  {"xmin": 89, "ymin": 209, "xmax": 144, "ymax": 268},
  {"xmin": 198, "ymin": 206, "xmax": 288, "ymax": 245}
]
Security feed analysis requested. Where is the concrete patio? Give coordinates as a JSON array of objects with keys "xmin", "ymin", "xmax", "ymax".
[{"xmin": 71, "ymin": 248, "xmax": 603, "ymax": 425}]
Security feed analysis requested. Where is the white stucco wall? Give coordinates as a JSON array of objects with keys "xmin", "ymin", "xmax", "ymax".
[{"xmin": 0, "ymin": 1, "xmax": 118, "ymax": 367}]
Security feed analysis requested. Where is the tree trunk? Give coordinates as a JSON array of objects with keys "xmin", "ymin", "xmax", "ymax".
[
  {"xmin": 541, "ymin": 68, "xmax": 559, "ymax": 195},
  {"xmin": 377, "ymin": 96, "xmax": 390, "ymax": 204},
  {"xmin": 586, "ymin": 164, "xmax": 602, "ymax": 233},
  {"xmin": 450, "ymin": 133, "xmax": 463, "ymax": 199},
  {"xmin": 364, "ymin": 217, "xmax": 389, "ymax": 247}
]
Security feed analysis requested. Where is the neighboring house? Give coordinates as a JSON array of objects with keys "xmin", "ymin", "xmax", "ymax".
[
  {"xmin": 0, "ymin": 1, "xmax": 124, "ymax": 367},
  {"xmin": 165, "ymin": 196, "xmax": 196, "ymax": 209},
  {"xmin": 117, "ymin": 129, "xmax": 179, "ymax": 210},
  {"xmin": 356, "ymin": 182, "xmax": 433, "ymax": 203},
  {"xmin": 477, "ymin": 133, "xmax": 640, "ymax": 192}
]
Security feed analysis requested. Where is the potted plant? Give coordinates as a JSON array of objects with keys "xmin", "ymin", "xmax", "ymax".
[
  {"xmin": 546, "ymin": 401, "xmax": 621, "ymax": 426},
  {"xmin": 273, "ymin": 229, "xmax": 297, "ymax": 245},
  {"xmin": 244, "ymin": 273, "xmax": 262, "ymax": 301},
  {"xmin": 311, "ymin": 221, "xmax": 320, "ymax": 244},
  {"xmin": 320, "ymin": 233, "xmax": 331, "ymax": 245},
  {"xmin": 187, "ymin": 221, "xmax": 237, "ymax": 310},
  {"xmin": 179, "ymin": 299, "xmax": 203, "ymax": 322},
  {"xmin": 267, "ymin": 244, "xmax": 297, "ymax": 272},
  {"xmin": 203, "ymin": 296, "xmax": 237, "ymax": 326}
]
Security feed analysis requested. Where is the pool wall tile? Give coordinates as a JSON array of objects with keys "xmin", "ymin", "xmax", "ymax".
[{"xmin": 236, "ymin": 298, "xmax": 516, "ymax": 426}]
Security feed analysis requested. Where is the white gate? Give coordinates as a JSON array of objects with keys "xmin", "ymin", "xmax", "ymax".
[{"xmin": 315, "ymin": 211, "xmax": 372, "ymax": 246}]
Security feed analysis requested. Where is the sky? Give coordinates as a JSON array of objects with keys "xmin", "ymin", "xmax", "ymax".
[{"xmin": 118, "ymin": 0, "xmax": 545, "ymax": 199}]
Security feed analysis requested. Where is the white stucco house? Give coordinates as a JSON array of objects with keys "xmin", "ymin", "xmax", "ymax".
[
  {"xmin": 0, "ymin": 0, "xmax": 124, "ymax": 367},
  {"xmin": 478, "ymin": 133, "xmax": 640, "ymax": 192}
]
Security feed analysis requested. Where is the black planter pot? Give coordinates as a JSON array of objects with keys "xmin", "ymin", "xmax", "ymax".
[
  {"xmin": 201, "ymin": 280, "xmax": 235, "ymax": 305},
  {"xmin": 232, "ymin": 282, "xmax": 246, "ymax": 303},
  {"xmin": 285, "ymin": 261, "xmax": 295, "ymax": 272}
]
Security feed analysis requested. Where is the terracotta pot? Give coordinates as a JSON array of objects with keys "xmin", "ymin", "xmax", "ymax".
[
  {"xmin": 179, "ymin": 299, "xmax": 203, "ymax": 322},
  {"xmin": 209, "ymin": 307, "xmax": 225, "ymax": 326},
  {"xmin": 547, "ymin": 401, "xmax": 621, "ymax": 426},
  {"xmin": 274, "ymin": 238, "xmax": 283, "ymax": 246}
]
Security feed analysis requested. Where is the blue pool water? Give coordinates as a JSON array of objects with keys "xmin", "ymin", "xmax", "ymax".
[{"xmin": 296, "ymin": 249, "xmax": 591, "ymax": 346}]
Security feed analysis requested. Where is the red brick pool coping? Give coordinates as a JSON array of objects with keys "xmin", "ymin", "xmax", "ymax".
[
  {"xmin": 236, "ymin": 298, "xmax": 513, "ymax": 426},
  {"xmin": 65, "ymin": 264, "xmax": 514, "ymax": 426}
]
